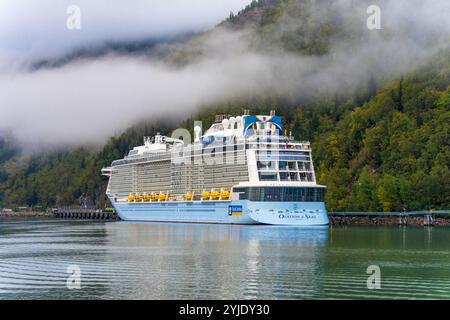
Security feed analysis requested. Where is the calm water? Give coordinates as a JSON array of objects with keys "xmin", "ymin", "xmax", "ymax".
[{"xmin": 0, "ymin": 218, "xmax": 450, "ymax": 300}]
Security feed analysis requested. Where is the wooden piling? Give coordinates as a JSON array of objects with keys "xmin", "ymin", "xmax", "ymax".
[{"xmin": 53, "ymin": 207, "xmax": 117, "ymax": 221}]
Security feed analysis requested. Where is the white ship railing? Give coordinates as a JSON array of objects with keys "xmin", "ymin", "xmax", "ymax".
[{"xmin": 111, "ymin": 138, "xmax": 312, "ymax": 167}]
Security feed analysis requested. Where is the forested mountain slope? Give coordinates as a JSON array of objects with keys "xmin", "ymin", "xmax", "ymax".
[{"xmin": 0, "ymin": 0, "xmax": 448, "ymax": 211}]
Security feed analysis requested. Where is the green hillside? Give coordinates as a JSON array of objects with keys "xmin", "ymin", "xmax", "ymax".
[
  {"xmin": 181, "ymin": 51, "xmax": 450, "ymax": 212},
  {"xmin": 0, "ymin": 0, "xmax": 449, "ymax": 211}
]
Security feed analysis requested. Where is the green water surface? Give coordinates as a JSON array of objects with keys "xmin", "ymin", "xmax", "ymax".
[{"xmin": 0, "ymin": 219, "xmax": 449, "ymax": 299}]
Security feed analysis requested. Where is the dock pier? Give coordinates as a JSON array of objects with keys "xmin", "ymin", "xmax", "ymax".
[
  {"xmin": 53, "ymin": 207, "xmax": 118, "ymax": 220},
  {"xmin": 423, "ymin": 214, "xmax": 434, "ymax": 227}
]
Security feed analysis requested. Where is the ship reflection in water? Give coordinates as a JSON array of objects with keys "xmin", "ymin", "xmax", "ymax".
[
  {"xmin": 104, "ymin": 222, "xmax": 329, "ymax": 299},
  {"xmin": 1, "ymin": 219, "xmax": 450, "ymax": 299}
]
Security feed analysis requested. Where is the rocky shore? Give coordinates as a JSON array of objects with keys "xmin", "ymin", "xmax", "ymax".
[
  {"xmin": 329, "ymin": 215, "xmax": 450, "ymax": 226},
  {"xmin": 0, "ymin": 211, "xmax": 53, "ymax": 218}
]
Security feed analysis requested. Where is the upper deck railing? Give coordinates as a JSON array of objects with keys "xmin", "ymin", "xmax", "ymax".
[{"xmin": 111, "ymin": 136, "xmax": 312, "ymax": 167}]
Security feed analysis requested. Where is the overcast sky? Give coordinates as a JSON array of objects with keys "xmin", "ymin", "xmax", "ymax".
[{"xmin": 0, "ymin": 0, "xmax": 251, "ymax": 64}]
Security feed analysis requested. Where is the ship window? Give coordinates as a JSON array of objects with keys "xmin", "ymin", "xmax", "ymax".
[
  {"xmin": 289, "ymin": 172, "xmax": 298, "ymax": 181},
  {"xmin": 278, "ymin": 161, "xmax": 288, "ymax": 170},
  {"xmin": 305, "ymin": 162, "xmax": 311, "ymax": 171},
  {"xmin": 257, "ymin": 161, "xmax": 275, "ymax": 170},
  {"xmin": 263, "ymin": 188, "xmax": 281, "ymax": 201},
  {"xmin": 233, "ymin": 188, "xmax": 248, "ymax": 200},
  {"xmin": 287, "ymin": 161, "xmax": 297, "ymax": 170},
  {"xmin": 128, "ymin": 150, "xmax": 139, "ymax": 156},
  {"xmin": 259, "ymin": 172, "xmax": 278, "ymax": 181},
  {"xmin": 280, "ymin": 172, "xmax": 290, "ymax": 181},
  {"xmin": 236, "ymin": 187, "xmax": 325, "ymax": 202}
]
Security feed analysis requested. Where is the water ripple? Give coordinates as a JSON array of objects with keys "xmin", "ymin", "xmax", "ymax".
[{"xmin": 1, "ymin": 219, "xmax": 450, "ymax": 299}]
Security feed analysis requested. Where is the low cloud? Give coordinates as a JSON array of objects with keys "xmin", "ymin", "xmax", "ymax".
[
  {"xmin": 0, "ymin": 0, "xmax": 449, "ymax": 147},
  {"xmin": 0, "ymin": 0, "xmax": 250, "ymax": 65}
]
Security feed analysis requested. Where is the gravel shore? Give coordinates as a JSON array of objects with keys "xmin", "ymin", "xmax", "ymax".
[
  {"xmin": 329, "ymin": 215, "xmax": 450, "ymax": 226},
  {"xmin": 0, "ymin": 211, "xmax": 53, "ymax": 218}
]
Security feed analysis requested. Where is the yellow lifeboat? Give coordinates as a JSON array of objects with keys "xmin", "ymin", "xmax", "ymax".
[
  {"xmin": 211, "ymin": 190, "xmax": 220, "ymax": 200},
  {"xmin": 128, "ymin": 193, "xmax": 135, "ymax": 202},
  {"xmin": 158, "ymin": 193, "xmax": 166, "ymax": 201},
  {"xmin": 136, "ymin": 193, "xmax": 143, "ymax": 202},
  {"xmin": 202, "ymin": 191, "xmax": 211, "ymax": 200},
  {"xmin": 220, "ymin": 190, "xmax": 230, "ymax": 200},
  {"xmin": 184, "ymin": 193, "xmax": 193, "ymax": 201},
  {"xmin": 143, "ymin": 193, "xmax": 151, "ymax": 202},
  {"xmin": 151, "ymin": 193, "xmax": 158, "ymax": 201}
]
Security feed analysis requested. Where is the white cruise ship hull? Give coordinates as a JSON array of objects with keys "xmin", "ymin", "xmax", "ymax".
[
  {"xmin": 111, "ymin": 198, "xmax": 329, "ymax": 226},
  {"xmin": 103, "ymin": 112, "xmax": 330, "ymax": 227}
]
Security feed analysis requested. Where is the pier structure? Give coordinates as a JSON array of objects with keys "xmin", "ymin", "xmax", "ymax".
[
  {"xmin": 423, "ymin": 213, "xmax": 434, "ymax": 227},
  {"xmin": 53, "ymin": 207, "xmax": 118, "ymax": 220}
]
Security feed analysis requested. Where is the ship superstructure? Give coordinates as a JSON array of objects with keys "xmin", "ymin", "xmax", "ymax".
[{"xmin": 102, "ymin": 111, "xmax": 328, "ymax": 225}]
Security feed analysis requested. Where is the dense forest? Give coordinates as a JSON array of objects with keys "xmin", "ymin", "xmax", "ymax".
[{"xmin": 0, "ymin": 0, "xmax": 449, "ymax": 211}]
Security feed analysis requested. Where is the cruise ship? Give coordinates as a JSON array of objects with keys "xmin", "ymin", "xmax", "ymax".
[{"xmin": 102, "ymin": 111, "xmax": 329, "ymax": 226}]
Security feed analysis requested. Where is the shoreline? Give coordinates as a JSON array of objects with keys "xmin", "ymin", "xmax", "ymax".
[
  {"xmin": 329, "ymin": 215, "xmax": 450, "ymax": 227},
  {"xmin": 0, "ymin": 211, "xmax": 54, "ymax": 218},
  {"xmin": 1, "ymin": 211, "xmax": 449, "ymax": 226}
]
